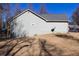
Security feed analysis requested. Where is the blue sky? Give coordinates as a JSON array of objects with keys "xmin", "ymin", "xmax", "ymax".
[{"xmin": 9, "ymin": 3, "xmax": 79, "ymax": 22}]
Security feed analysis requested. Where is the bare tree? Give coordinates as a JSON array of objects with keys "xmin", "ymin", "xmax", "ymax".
[
  {"xmin": 5, "ymin": 4, "xmax": 11, "ymax": 38},
  {"xmin": 39, "ymin": 4, "xmax": 48, "ymax": 14},
  {"xmin": 28, "ymin": 3, "xmax": 33, "ymax": 10},
  {"xmin": 0, "ymin": 4, "xmax": 3, "ymax": 37},
  {"xmin": 72, "ymin": 7, "xmax": 79, "ymax": 25},
  {"xmin": 14, "ymin": 4, "xmax": 22, "ymax": 16},
  {"xmin": 72, "ymin": 7, "xmax": 79, "ymax": 31}
]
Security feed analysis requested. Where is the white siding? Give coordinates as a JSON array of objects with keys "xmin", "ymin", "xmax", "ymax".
[
  {"xmin": 11, "ymin": 10, "xmax": 69, "ymax": 37},
  {"xmin": 11, "ymin": 11, "xmax": 52, "ymax": 37},
  {"xmin": 47, "ymin": 22, "xmax": 69, "ymax": 33}
]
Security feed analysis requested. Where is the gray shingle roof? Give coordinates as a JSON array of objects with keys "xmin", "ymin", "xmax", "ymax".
[{"xmin": 40, "ymin": 14, "xmax": 68, "ymax": 22}]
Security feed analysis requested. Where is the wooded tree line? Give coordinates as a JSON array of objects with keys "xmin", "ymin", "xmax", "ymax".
[
  {"xmin": 72, "ymin": 7, "xmax": 79, "ymax": 25},
  {"xmin": 0, "ymin": 3, "xmax": 22, "ymax": 38},
  {"xmin": 70, "ymin": 6, "xmax": 79, "ymax": 32}
]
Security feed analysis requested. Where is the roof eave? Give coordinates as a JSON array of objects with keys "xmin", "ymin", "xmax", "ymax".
[{"xmin": 46, "ymin": 21, "xmax": 68, "ymax": 22}]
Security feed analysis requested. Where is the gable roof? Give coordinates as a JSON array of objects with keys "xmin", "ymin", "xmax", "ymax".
[
  {"xmin": 10, "ymin": 9, "xmax": 46, "ymax": 22},
  {"xmin": 40, "ymin": 14, "xmax": 68, "ymax": 22},
  {"xmin": 10, "ymin": 9, "xmax": 68, "ymax": 23}
]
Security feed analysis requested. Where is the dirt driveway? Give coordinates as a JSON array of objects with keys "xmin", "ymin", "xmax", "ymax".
[{"xmin": 0, "ymin": 32, "xmax": 79, "ymax": 56}]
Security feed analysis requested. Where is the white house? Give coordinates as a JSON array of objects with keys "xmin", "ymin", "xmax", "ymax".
[{"xmin": 10, "ymin": 9, "xmax": 69, "ymax": 37}]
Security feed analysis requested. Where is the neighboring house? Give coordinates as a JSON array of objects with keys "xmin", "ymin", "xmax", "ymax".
[
  {"xmin": 69, "ymin": 22, "xmax": 79, "ymax": 32},
  {"xmin": 10, "ymin": 9, "xmax": 69, "ymax": 37},
  {"xmin": 68, "ymin": 20, "xmax": 79, "ymax": 32},
  {"xmin": 69, "ymin": 25, "xmax": 79, "ymax": 32}
]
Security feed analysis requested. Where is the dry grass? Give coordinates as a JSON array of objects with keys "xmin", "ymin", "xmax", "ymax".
[{"xmin": 0, "ymin": 32, "xmax": 79, "ymax": 56}]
